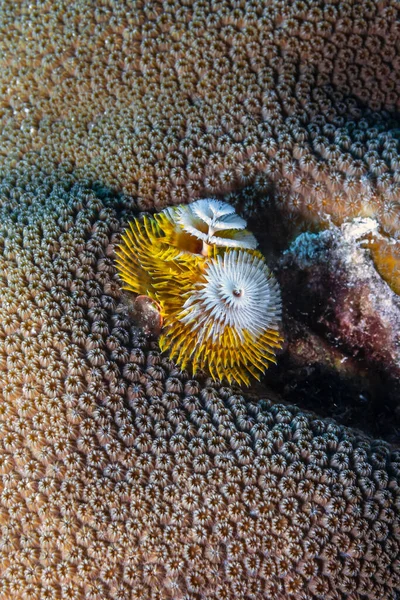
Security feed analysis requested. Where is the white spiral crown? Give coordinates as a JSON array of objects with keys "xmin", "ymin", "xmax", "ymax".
[
  {"xmin": 174, "ymin": 198, "xmax": 258, "ymax": 249},
  {"xmin": 179, "ymin": 249, "xmax": 281, "ymax": 343}
]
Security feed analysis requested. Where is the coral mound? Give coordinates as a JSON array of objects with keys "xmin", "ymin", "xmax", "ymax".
[
  {"xmin": 1, "ymin": 0, "xmax": 400, "ymax": 254},
  {"xmin": 0, "ymin": 171, "xmax": 398, "ymax": 600},
  {"xmin": 0, "ymin": 0, "xmax": 400, "ymax": 598}
]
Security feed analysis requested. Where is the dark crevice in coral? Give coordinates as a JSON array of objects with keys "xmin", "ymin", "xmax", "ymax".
[{"xmin": 260, "ymin": 330, "xmax": 400, "ymax": 448}]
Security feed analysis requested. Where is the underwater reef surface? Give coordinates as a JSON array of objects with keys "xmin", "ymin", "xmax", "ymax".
[
  {"xmin": 265, "ymin": 219, "xmax": 400, "ymax": 444},
  {"xmin": 0, "ymin": 0, "xmax": 399, "ymax": 599},
  {"xmin": 0, "ymin": 183, "xmax": 399, "ymax": 600}
]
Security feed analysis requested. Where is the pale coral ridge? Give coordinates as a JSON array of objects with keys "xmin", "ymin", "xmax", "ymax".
[
  {"xmin": 1, "ymin": 0, "xmax": 400, "ymax": 285},
  {"xmin": 0, "ymin": 180, "xmax": 399, "ymax": 600},
  {"xmin": 0, "ymin": 0, "xmax": 399, "ymax": 228}
]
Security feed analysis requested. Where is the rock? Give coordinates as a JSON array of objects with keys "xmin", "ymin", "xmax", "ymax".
[{"xmin": 268, "ymin": 219, "xmax": 400, "ymax": 444}]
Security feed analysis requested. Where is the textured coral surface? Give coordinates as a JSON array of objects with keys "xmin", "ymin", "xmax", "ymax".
[
  {"xmin": 1, "ymin": 0, "xmax": 400, "ymax": 220},
  {"xmin": 1, "ymin": 0, "xmax": 400, "ymax": 284},
  {"xmin": 0, "ymin": 0, "xmax": 400, "ymax": 599},
  {"xmin": 0, "ymin": 182, "xmax": 399, "ymax": 600}
]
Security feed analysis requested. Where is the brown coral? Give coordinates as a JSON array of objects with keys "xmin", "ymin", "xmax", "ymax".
[
  {"xmin": 0, "ymin": 0, "xmax": 399, "ymax": 287},
  {"xmin": 0, "ymin": 0, "xmax": 399, "ymax": 599},
  {"xmin": 0, "ymin": 166, "xmax": 398, "ymax": 600},
  {"xmin": 0, "ymin": 0, "xmax": 399, "ymax": 226}
]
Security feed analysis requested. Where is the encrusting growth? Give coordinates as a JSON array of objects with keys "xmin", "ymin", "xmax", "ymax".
[
  {"xmin": 116, "ymin": 199, "xmax": 283, "ymax": 385},
  {"xmin": 0, "ymin": 166, "xmax": 399, "ymax": 600},
  {"xmin": 1, "ymin": 1, "xmax": 400, "ymax": 598},
  {"xmin": 0, "ymin": 0, "xmax": 400, "ymax": 292}
]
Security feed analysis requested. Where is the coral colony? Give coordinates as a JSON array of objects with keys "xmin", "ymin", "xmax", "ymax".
[
  {"xmin": 1, "ymin": 1, "xmax": 400, "ymax": 289},
  {"xmin": 0, "ymin": 183, "xmax": 399, "ymax": 600},
  {"xmin": 116, "ymin": 199, "xmax": 283, "ymax": 385},
  {"xmin": 0, "ymin": 1, "xmax": 400, "ymax": 599}
]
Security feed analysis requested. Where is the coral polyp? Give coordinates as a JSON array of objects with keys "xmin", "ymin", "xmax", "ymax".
[
  {"xmin": 116, "ymin": 200, "xmax": 283, "ymax": 385},
  {"xmin": 160, "ymin": 249, "xmax": 282, "ymax": 385}
]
